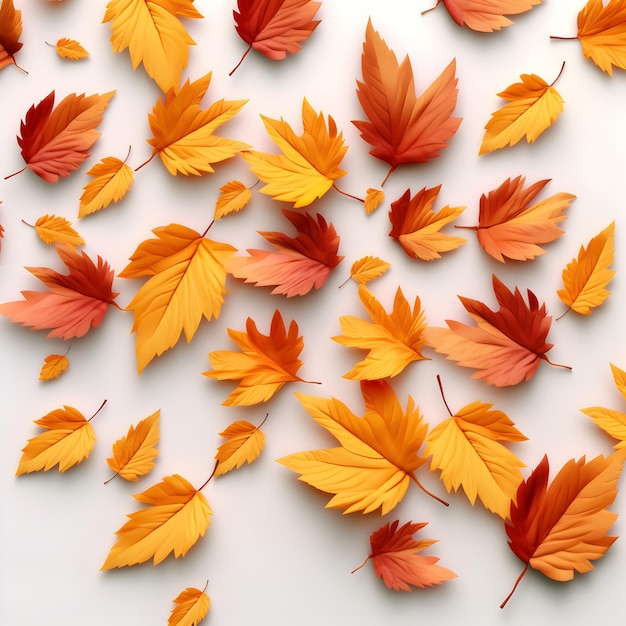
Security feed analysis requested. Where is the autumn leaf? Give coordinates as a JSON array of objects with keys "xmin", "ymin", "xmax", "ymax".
[
  {"xmin": 141, "ymin": 72, "xmax": 249, "ymax": 176},
  {"xmin": 0, "ymin": 245, "xmax": 120, "ymax": 340},
  {"xmin": 501, "ymin": 453, "xmax": 622, "ymax": 608},
  {"xmin": 103, "ymin": 0, "xmax": 203, "ymax": 93},
  {"xmin": 227, "ymin": 209, "xmax": 343, "ymax": 297},
  {"xmin": 78, "ymin": 151, "xmax": 134, "ymax": 217},
  {"xmin": 214, "ymin": 413, "xmax": 268, "ymax": 477},
  {"xmin": 203, "ymin": 309, "xmax": 308, "ymax": 406},
  {"xmin": 425, "ymin": 274, "xmax": 569, "ymax": 386},
  {"xmin": 23, "ymin": 214, "xmax": 85, "ymax": 249},
  {"xmin": 16, "ymin": 400, "xmax": 106, "ymax": 475},
  {"xmin": 169, "ymin": 583, "xmax": 210, "ymax": 626},
  {"xmin": 479, "ymin": 63, "xmax": 564, "ymax": 155},
  {"xmin": 352, "ymin": 520, "xmax": 457, "ymax": 591},
  {"xmin": 39, "ymin": 350, "xmax": 70, "ymax": 381},
  {"xmin": 332, "ymin": 285, "xmax": 428, "ymax": 380},
  {"xmin": 457, "ymin": 176, "xmax": 574, "ymax": 262},
  {"xmin": 101, "ymin": 473, "xmax": 212, "ymax": 569},
  {"xmin": 278, "ymin": 380, "xmax": 440, "ymax": 514},
  {"xmin": 6, "ymin": 90, "xmax": 115, "ymax": 183},
  {"xmin": 119, "ymin": 223, "xmax": 236, "ymax": 373},
  {"xmin": 340, "ymin": 255, "xmax": 391, "ymax": 287},
  {"xmin": 106, "ymin": 410, "xmax": 160, "ymax": 482},
  {"xmin": 557, "ymin": 221, "xmax": 615, "ymax": 317},
  {"xmin": 353, "ymin": 20, "xmax": 461, "ymax": 186},
  {"xmin": 423, "ymin": 0, "xmax": 542, "ymax": 32},
  {"xmin": 388, "ymin": 186, "xmax": 466, "ymax": 260},
  {"xmin": 364, "ymin": 188, "xmax": 384, "ymax": 214},
  {"xmin": 53, "ymin": 38, "xmax": 89, "ymax": 60},
  {"xmin": 241, "ymin": 98, "xmax": 348, "ymax": 207},
  {"xmin": 0, "ymin": 0, "xmax": 23, "ymax": 72},
  {"xmin": 214, "ymin": 180, "xmax": 252, "ymax": 220},
  {"xmin": 230, "ymin": 0, "xmax": 321, "ymax": 75}
]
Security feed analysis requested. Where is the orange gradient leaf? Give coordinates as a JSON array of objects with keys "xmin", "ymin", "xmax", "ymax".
[
  {"xmin": 214, "ymin": 414, "xmax": 268, "ymax": 477},
  {"xmin": 364, "ymin": 188, "xmax": 384, "ymax": 214},
  {"xmin": 214, "ymin": 180, "xmax": 252, "ymax": 220},
  {"xmin": 344, "ymin": 255, "xmax": 391, "ymax": 286},
  {"xmin": 0, "ymin": 0, "xmax": 23, "ymax": 72},
  {"xmin": 38, "ymin": 351, "xmax": 70, "ymax": 381},
  {"xmin": 168, "ymin": 583, "xmax": 210, "ymax": 626},
  {"xmin": 27, "ymin": 214, "xmax": 85, "ymax": 248},
  {"xmin": 54, "ymin": 37, "xmax": 89, "ymax": 60},
  {"xmin": 79, "ymin": 153, "xmax": 134, "ymax": 217}
]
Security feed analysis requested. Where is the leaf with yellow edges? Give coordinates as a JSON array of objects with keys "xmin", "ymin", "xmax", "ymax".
[
  {"xmin": 214, "ymin": 180, "xmax": 252, "ymax": 220},
  {"xmin": 54, "ymin": 38, "xmax": 89, "ymax": 60},
  {"xmin": 168, "ymin": 583, "xmax": 210, "ymax": 626},
  {"xmin": 26, "ymin": 214, "xmax": 84, "ymax": 248},
  {"xmin": 343, "ymin": 256, "xmax": 391, "ymax": 287},
  {"xmin": 214, "ymin": 414, "xmax": 268, "ymax": 477},
  {"xmin": 79, "ymin": 153, "xmax": 134, "ymax": 217},
  {"xmin": 39, "ymin": 351, "xmax": 70, "ymax": 381}
]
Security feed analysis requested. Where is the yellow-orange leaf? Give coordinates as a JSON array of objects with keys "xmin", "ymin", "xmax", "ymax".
[
  {"xmin": 29, "ymin": 214, "xmax": 84, "ymax": 248},
  {"xmin": 168, "ymin": 584, "xmax": 210, "ymax": 626},
  {"xmin": 214, "ymin": 180, "xmax": 252, "ymax": 220},
  {"xmin": 332, "ymin": 285, "xmax": 428, "ymax": 380},
  {"xmin": 346, "ymin": 255, "xmax": 391, "ymax": 286},
  {"xmin": 0, "ymin": 0, "xmax": 23, "ymax": 71},
  {"xmin": 106, "ymin": 410, "xmax": 160, "ymax": 481},
  {"xmin": 364, "ymin": 188, "xmax": 384, "ymax": 214},
  {"xmin": 214, "ymin": 414, "xmax": 267, "ymax": 477},
  {"xmin": 79, "ymin": 154, "xmax": 134, "ymax": 217},
  {"xmin": 101, "ymin": 473, "xmax": 212, "ymax": 569},
  {"xmin": 54, "ymin": 37, "xmax": 89, "ymax": 60},
  {"xmin": 38, "ymin": 352, "xmax": 69, "ymax": 381},
  {"xmin": 557, "ymin": 222, "xmax": 615, "ymax": 316}
]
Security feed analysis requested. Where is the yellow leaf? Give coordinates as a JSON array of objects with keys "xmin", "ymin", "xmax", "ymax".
[
  {"xmin": 479, "ymin": 63, "xmax": 565, "ymax": 155},
  {"xmin": 241, "ymin": 98, "xmax": 348, "ymax": 208},
  {"xmin": 214, "ymin": 414, "xmax": 267, "ymax": 477},
  {"xmin": 214, "ymin": 180, "xmax": 252, "ymax": 220},
  {"xmin": 332, "ymin": 285, "xmax": 428, "ymax": 380},
  {"xmin": 557, "ymin": 221, "xmax": 615, "ymax": 315},
  {"xmin": 425, "ymin": 400, "xmax": 527, "ymax": 518},
  {"xmin": 364, "ymin": 188, "xmax": 384, "ymax": 214},
  {"xmin": 29, "ymin": 214, "xmax": 85, "ymax": 248},
  {"xmin": 101, "ymin": 473, "xmax": 212, "ymax": 569},
  {"xmin": 55, "ymin": 37, "xmax": 89, "ymax": 60},
  {"xmin": 78, "ymin": 154, "xmax": 134, "ymax": 217},
  {"xmin": 119, "ymin": 224, "xmax": 236, "ymax": 373},
  {"xmin": 106, "ymin": 410, "xmax": 160, "ymax": 481},
  {"xmin": 145, "ymin": 72, "xmax": 249, "ymax": 176},
  {"xmin": 38, "ymin": 352, "xmax": 69, "ymax": 381},
  {"xmin": 168, "ymin": 583, "xmax": 210, "ymax": 626},
  {"xmin": 343, "ymin": 255, "xmax": 391, "ymax": 286},
  {"xmin": 103, "ymin": 0, "xmax": 202, "ymax": 92},
  {"xmin": 277, "ymin": 380, "xmax": 429, "ymax": 514}
]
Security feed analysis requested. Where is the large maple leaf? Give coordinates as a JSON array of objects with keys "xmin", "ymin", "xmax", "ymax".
[
  {"xmin": 0, "ymin": 0, "xmax": 23, "ymax": 71},
  {"xmin": 103, "ymin": 0, "xmax": 202, "ymax": 93},
  {"xmin": 227, "ymin": 209, "xmax": 343, "ymax": 296},
  {"xmin": 119, "ymin": 223, "xmax": 236, "ymax": 373},
  {"xmin": 501, "ymin": 453, "xmax": 622, "ymax": 608},
  {"xmin": 7, "ymin": 90, "xmax": 115, "ymax": 183},
  {"xmin": 0, "ymin": 245, "xmax": 120, "ymax": 339},
  {"xmin": 353, "ymin": 19, "xmax": 461, "ymax": 185},
  {"xmin": 231, "ymin": 0, "xmax": 321, "ymax": 74},
  {"xmin": 425, "ymin": 275, "xmax": 569, "ymax": 386}
]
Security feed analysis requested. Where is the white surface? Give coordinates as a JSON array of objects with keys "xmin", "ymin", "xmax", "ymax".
[{"xmin": 1, "ymin": 1, "xmax": 626, "ymax": 624}]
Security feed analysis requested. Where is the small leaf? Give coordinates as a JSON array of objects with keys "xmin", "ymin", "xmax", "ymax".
[
  {"xmin": 345, "ymin": 255, "xmax": 391, "ymax": 286},
  {"xmin": 79, "ymin": 153, "xmax": 134, "ymax": 217},
  {"xmin": 364, "ymin": 188, "xmax": 384, "ymax": 214},
  {"xmin": 28, "ymin": 214, "xmax": 85, "ymax": 248},
  {"xmin": 39, "ymin": 352, "xmax": 70, "ymax": 381},
  {"xmin": 214, "ymin": 180, "xmax": 252, "ymax": 220},
  {"xmin": 168, "ymin": 583, "xmax": 210, "ymax": 626},
  {"xmin": 214, "ymin": 414, "xmax": 268, "ymax": 477},
  {"xmin": 54, "ymin": 37, "xmax": 89, "ymax": 60}
]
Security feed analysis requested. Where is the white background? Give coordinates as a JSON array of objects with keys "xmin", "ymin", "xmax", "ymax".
[{"xmin": 2, "ymin": 1, "xmax": 626, "ymax": 624}]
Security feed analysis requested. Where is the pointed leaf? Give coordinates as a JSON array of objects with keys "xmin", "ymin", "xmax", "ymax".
[
  {"xmin": 214, "ymin": 416, "xmax": 267, "ymax": 477},
  {"xmin": 168, "ymin": 584, "xmax": 210, "ymax": 626},
  {"xmin": 79, "ymin": 154, "xmax": 134, "ymax": 217},
  {"xmin": 214, "ymin": 180, "xmax": 252, "ymax": 220},
  {"xmin": 347, "ymin": 256, "xmax": 391, "ymax": 286},
  {"xmin": 30, "ymin": 214, "xmax": 85, "ymax": 248},
  {"xmin": 54, "ymin": 37, "xmax": 89, "ymax": 60},
  {"xmin": 39, "ymin": 353, "xmax": 70, "ymax": 381}
]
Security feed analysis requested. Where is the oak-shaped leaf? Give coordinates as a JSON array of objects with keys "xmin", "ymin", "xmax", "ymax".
[
  {"xmin": 214, "ymin": 414, "xmax": 268, "ymax": 477},
  {"xmin": 501, "ymin": 453, "xmax": 622, "ymax": 607},
  {"xmin": 39, "ymin": 351, "xmax": 70, "ymax": 381},
  {"xmin": 54, "ymin": 38, "xmax": 89, "ymax": 60},
  {"xmin": 119, "ymin": 223, "xmax": 236, "ymax": 373},
  {"xmin": 0, "ymin": 0, "xmax": 23, "ymax": 71},
  {"xmin": 79, "ymin": 153, "xmax": 134, "ymax": 217},
  {"xmin": 101, "ymin": 473, "xmax": 212, "ymax": 569},
  {"xmin": 242, "ymin": 98, "xmax": 348, "ymax": 207},
  {"xmin": 27, "ymin": 214, "xmax": 85, "ymax": 248},
  {"xmin": 227, "ymin": 209, "xmax": 343, "ymax": 297},
  {"xmin": 353, "ymin": 520, "xmax": 457, "ymax": 591},
  {"xmin": 389, "ymin": 185, "xmax": 466, "ymax": 260},
  {"xmin": 168, "ymin": 583, "xmax": 210, "ymax": 626},
  {"xmin": 0, "ymin": 245, "xmax": 120, "ymax": 340},
  {"xmin": 353, "ymin": 20, "xmax": 460, "ymax": 185},
  {"xmin": 204, "ymin": 309, "xmax": 307, "ymax": 406},
  {"xmin": 332, "ymin": 285, "xmax": 428, "ymax": 380},
  {"xmin": 214, "ymin": 180, "xmax": 252, "ymax": 220}
]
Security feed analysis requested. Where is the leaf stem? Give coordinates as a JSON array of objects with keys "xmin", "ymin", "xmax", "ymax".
[
  {"xmin": 541, "ymin": 354, "xmax": 572, "ymax": 371},
  {"xmin": 4, "ymin": 166, "xmax": 26, "ymax": 180},
  {"xmin": 13, "ymin": 60, "xmax": 28, "ymax": 74},
  {"xmin": 421, "ymin": 0, "xmax": 441, "ymax": 16},
  {"xmin": 21, "ymin": 218, "xmax": 34, "ymax": 228},
  {"xmin": 555, "ymin": 307, "xmax": 570, "ymax": 321},
  {"xmin": 103, "ymin": 471, "xmax": 119, "ymax": 485},
  {"xmin": 550, "ymin": 35, "xmax": 578, "ymax": 41},
  {"xmin": 134, "ymin": 152, "xmax": 156, "ymax": 172},
  {"xmin": 202, "ymin": 220, "xmax": 215, "ymax": 237},
  {"xmin": 338, "ymin": 275, "xmax": 351, "ymax": 288},
  {"xmin": 197, "ymin": 460, "xmax": 219, "ymax": 492},
  {"xmin": 381, "ymin": 166, "xmax": 395, "ymax": 187},
  {"xmin": 123, "ymin": 145, "xmax": 132, "ymax": 164},
  {"xmin": 500, "ymin": 563, "xmax": 529, "ymax": 608},
  {"xmin": 201, "ymin": 579, "xmax": 209, "ymax": 593},
  {"xmin": 436, "ymin": 374, "xmax": 454, "ymax": 417},
  {"xmin": 88, "ymin": 399, "xmax": 108, "ymax": 422},
  {"xmin": 550, "ymin": 61, "xmax": 566, "ymax": 87},
  {"xmin": 454, "ymin": 224, "xmax": 477, "ymax": 230},
  {"xmin": 411, "ymin": 473, "xmax": 449, "ymax": 507},
  {"xmin": 229, "ymin": 45, "xmax": 252, "ymax": 76},
  {"xmin": 350, "ymin": 555, "xmax": 370, "ymax": 575},
  {"xmin": 332, "ymin": 183, "xmax": 364, "ymax": 204}
]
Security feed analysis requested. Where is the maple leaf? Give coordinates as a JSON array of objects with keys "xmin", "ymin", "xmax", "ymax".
[
  {"xmin": 557, "ymin": 222, "xmax": 615, "ymax": 317},
  {"xmin": 364, "ymin": 188, "xmax": 384, "ymax": 214},
  {"xmin": 39, "ymin": 349, "xmax": 70, "ymax": 381},
  {"xmin": 0, "ymin": 0, "xmax": 23, "ymax": 72},
  {"xmin": 353, "ymin": 20, "xmax": 461, "ymax": 186},
  {"xmin": 479, "ymin": 63, "xmax": 564, "ymax": 155},
  {"xmin": 24, "ymin": 214, "xmax": 85, "ymax": 248},
  {"xmin": 340, "ymin": 255, "xmax": 391, "ymax": 287},
  {"xmin": 332, "ymin": 285, "xmax": 428, "ymax": 380},
  {"xmin": 141, "ymin": 72, "xmax": 249, "ymax": 176},
  {"xmin": 101, "ymin": 473, "xmax": 212, "ymax": 569},
  {"xmin": 423, "ymin": 0, "xmax": 542, "ymax": 32},
  {"xmin": 103, "ymin": 0, "xmax": 203, "ymax": 93},
  {"xmin": 16, "ymin": 401, "xmax": 106, "ymax": 475},
  {"xmin": 119, "ymin": 223, "xmax": 236, "ymax": 373},
  {"xmin": 227, "ymin": 209, "xmax": 343, "ymax": 297},
  {"xmin": 425, "ymin": 274, "xmax": 569, "ymax": 386},
  {"xmin": 214, "ymin": 180, "xmax": 252, "ymax": 220},
  {"xmin": 6, "ymin": 90, "xmax": 115, "ymax": 183},
  {"xmin": 501, "ymin": 453, "xmax": 622, "ymax": 608},
  {"xmin": 214, "ymin": 413, "xmax": 268, "ymax": 477},
  {"xmin": 0, "ymin": 245, "xmax": 120, "ymax": 340},
  {"xmin": 52, "ymin": 38, "xmax": 89, "ymax": 60},
  {"xmin": 388, "ymin": 186, "xmax": 466, "ymax": 261},
  {"xmin": 78, "ymin": 151, "xmax": 134, "ymax": 217},
  {"xmin": 241, "ymin": 98, "xmax": 348, "ymax": 208},
  {"xmin": 278, "ymin": 380, "xmax": 440, "ymax": 514},
  {"xmin": 203, "ymin": 309, "xmax": 308, "ymax": 406},
  {"xmin": 169, "ymin": 582, "xmax": 210, "ymax": 626},
  {"xmin": 230, "ymin": 0, "xmax": 321, "ymax": 75},
  {"xmin": 106, "ymin": 410, "xmax": 160, "ymax": 482},
  {"xmin": 457, "ymin": 176, "xmax": 575, "ymax": 262},
  {"xmin": 352, "ymin": 520, "xmax": 457, "ymax": 591}
]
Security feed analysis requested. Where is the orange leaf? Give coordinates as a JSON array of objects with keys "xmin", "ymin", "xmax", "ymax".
[
  {"xmin": 214, "ymin": 414, "xmax": 268, "ymax": 477},
  {"xmin": 168, "ymin": 583, "xmax": 210, "ymax": 626},
  {"xmin": 353, "ymin": 20, "xmax": 461, "ymax": 185},
  {"xmin": 0, "ymin": 245, "xmax": 120, "ymax": 340},
  {"xmin": 28, "ymin": 214, "xmax": 85, "ymax": 248},
  {"xmin": 388, "ymin": 186, "xmax": 466, "ymax": 261},
  {"xmin": 213, "ymin": 180, "xmax": 252, "ymax": 220},
  {"xmin": 227, "ymin": 209, "xmax": 343, "ymax": 297},
  {"xmin": 364, "ymin": 188, "xmax": 384, "ymax": 214},
  {"xmin": 231, "ymin": 0, "xmax": 321, "ymax": 74},
  {"xmin": 78, "ymin": 153, "xmax": 134, "ymax": 217},
  {"xmin": 203, "ymin": 309, "xmax": 307, "ymax": 406},
  {"xmin": 38, "ymin": 352, "xmax": 70, "ymax": 381},
  {"xmin": 353, "ymin": 520, "xmax": 457, "ymax": 591},
  {"xmin": 54, "ymin": 37, "xmax": 89, "ymax": 60},
  {"xmin": 344, "ymin": 255, "xmax": 391, "ymax": 286},
  {"xmin": 501, "ymin": 453, "xmax": 622, "ymax": 607},
  {"xmin": 0, "ymin": 0, "xmax": 23, "ymax": 71}
]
